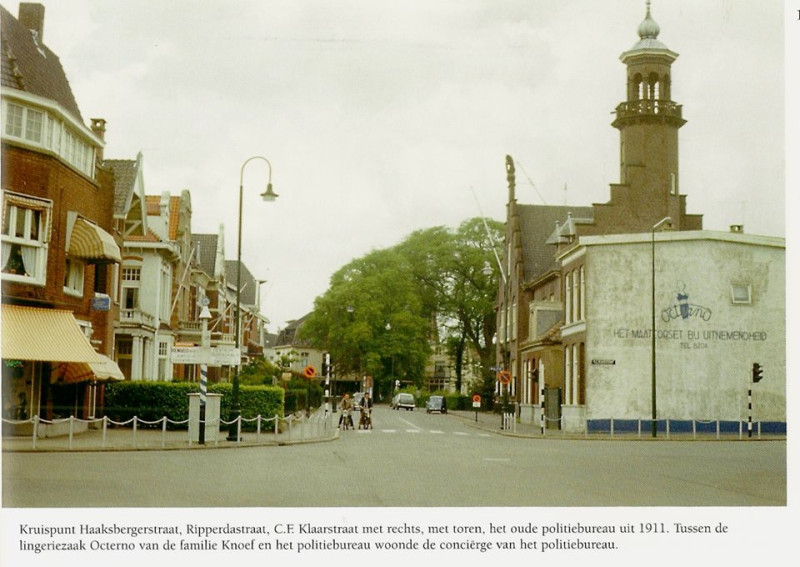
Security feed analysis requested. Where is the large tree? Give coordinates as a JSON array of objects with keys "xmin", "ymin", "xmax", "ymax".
[
  {"xmin": 397, "ymin": 218, "xmax": 502, "ymax": 393},
  {"xmin": 300, "ymin": 217, "xmax": 502, "ymax": 397},
  {"xmin": 300, "ymin": 248, "xmax": 430, "ymax": 399}
]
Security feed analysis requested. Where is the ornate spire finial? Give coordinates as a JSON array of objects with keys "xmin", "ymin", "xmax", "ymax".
[{"xmin": 638, "ymin": 0, "xmax": 660, "ymax": 39}]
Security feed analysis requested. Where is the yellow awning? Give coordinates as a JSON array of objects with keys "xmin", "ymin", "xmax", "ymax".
[
  {"xmin": 68, "ymin": 217, "xmax": 121, "ymax": 263},
  {"xmin": 1, "ymin": 304, "xmax": 103, "ymax": 363},
  {"xmin": 54, "ymin": 355, "xmax": 125, "ymax": 384}
]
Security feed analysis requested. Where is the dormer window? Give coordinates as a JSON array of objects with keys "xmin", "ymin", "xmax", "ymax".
[{"xmin": 2, "ymin": 98, "xmax": 96, "ymax": 179}]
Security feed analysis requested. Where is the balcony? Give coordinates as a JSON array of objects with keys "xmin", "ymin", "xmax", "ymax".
[
  {"xmin": 612, "ymin": 99, "xmax": 685, "ymax": 128},
  {"xmin": 119, "ymin": 309, "xmax": 156, "ymax": 328}
]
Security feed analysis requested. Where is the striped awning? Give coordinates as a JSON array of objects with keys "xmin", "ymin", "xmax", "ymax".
[
  {"xmin": 1, "ymin": 304, "xmax": 103, "ymax": 363},
  {"xmin": 54, "ymin": 354, "xmax": 125, "ymax": 384},
  {"xmin": 67, "ymin": 217, "xmax": 121, "ymax": 263}
]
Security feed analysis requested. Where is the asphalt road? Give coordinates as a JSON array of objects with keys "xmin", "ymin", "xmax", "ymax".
[{"xmin": 2, "ymin": 406, "xmax": 786, "ymax": 507}]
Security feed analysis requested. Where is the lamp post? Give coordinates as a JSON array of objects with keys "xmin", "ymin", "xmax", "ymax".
[
  {"xmin": 650, "ymin": 216, "xmax": 672, "ymax": 438},
  {"xmin": 228, "ymin": 156, "xmax": 278, "ymax": 442}
]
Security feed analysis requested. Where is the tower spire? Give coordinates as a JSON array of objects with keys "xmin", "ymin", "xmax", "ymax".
[{"xmin": 638, "ymin": 1, "xmax": 660, "ymax": 40}]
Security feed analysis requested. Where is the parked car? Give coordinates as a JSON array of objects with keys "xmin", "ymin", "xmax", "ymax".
[
  {"xmin": 425, "ymin": 395, "xmax": 447, "ymax": 414},
  {"xmin": 391, "ymin": 392, "xmax": 415, "ymax": 411}
]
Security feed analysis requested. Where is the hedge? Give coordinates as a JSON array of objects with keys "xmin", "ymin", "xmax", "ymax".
[{"xmin": 104, "ymin": 381, "xmax": 284, "ymax": 430}]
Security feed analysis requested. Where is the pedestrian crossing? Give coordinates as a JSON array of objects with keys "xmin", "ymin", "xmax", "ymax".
[{"xmin": 352, "ymin": 428, "xmax": 492, "ymax": 438}]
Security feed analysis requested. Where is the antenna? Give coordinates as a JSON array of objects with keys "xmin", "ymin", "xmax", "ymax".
[{"xmin": 469, "ymin": 186, "xmax": 507, "ymax": 284}]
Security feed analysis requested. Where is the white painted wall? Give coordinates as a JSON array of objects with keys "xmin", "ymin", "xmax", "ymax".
[{"xmin": 583, "ymin": 231, "xmax": 785, "ymax": 422}]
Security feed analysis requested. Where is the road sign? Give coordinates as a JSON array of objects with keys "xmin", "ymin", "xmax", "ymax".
[
  {"xmin": 208, "ymin": 347, "xmax": 240, "ymax": 366},
  {"xmin": 472, "ymin": 394, "xmax": 481, "ymax": 408},
  {"xmin": 171, "ymin": 346, "xmax": 199, "ymax": 364},
  {"xmin": 303, "ymin": 365, "xmax": 317, "ymax": 379},
  {"xmin": 498, "ymin": 370, "xmax": 511, "ymax": 384},
  {"xmin": 171, "ymin": 346, "xmax": 240, "ymax": 366}
]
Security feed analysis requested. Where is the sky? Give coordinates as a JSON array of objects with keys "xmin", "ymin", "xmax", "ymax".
[{"xmin": 12, "ymin": 0, "xmax": 787, "ymax": 332}]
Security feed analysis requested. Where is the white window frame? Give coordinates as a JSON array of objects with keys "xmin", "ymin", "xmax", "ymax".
[
  {"xmin": 63, "ymin": 257, "xmax": 85, "ymax": 296},
  {"xmin": 731, "ymin": 284, "xmax": 752, "ymax": 305},
  {"xmin": 122, "ymin": 266, "xmax": 142, "ymax": 310},
  {"xmin": 1, "ymin": 193, "xmax": 51, "ymax": 285},
  {"xmin": 2, "ymin": 98, "xmax": 97, "ymax": 179}
]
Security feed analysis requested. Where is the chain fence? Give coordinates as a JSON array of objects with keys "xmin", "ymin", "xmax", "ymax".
[{"xmin": 2, "ymin": 410, "xmax": 336, "ymax": 451}]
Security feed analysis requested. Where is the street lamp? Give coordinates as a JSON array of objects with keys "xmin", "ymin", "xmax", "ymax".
[
  {"xmin": 228, "ymin": 156, "xmax": 278, "ymax": 442},
  {"xmin": 651, "ymin": 216, "xmax": 672, "ymax": 438}
]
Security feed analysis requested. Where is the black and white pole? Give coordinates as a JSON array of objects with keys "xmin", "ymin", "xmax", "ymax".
[
  {"xmin": 324, "ymin": 352, "xmax": 331, "ymax": 417},
  {"xmin": 747, "ymin": 383, "xmax": 753, "ymax": 439},
  {"xmin": 749, "ymin": 362, "xmax": 763, "ymax": 438},
  {"xmin": 199, "ymin": 363, "xmax": 208, "ymax": 445},
  {"xmin": 539, "ymin": 362, "xmax": 546, "ymax": 436},
  {"xmin": 198, "ymin": 298, "xmax": 212, "ymax": 445}
]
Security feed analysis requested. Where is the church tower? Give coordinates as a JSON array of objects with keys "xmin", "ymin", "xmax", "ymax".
[{"xmin": 590, "ymin": 1, "xmax": 702, "ymax": 234}]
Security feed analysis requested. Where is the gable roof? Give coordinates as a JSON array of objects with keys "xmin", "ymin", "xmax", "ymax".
[
  {"xmin": 105, "ymin": 159, "xmax": 138, "ymax": 217},
  {"xmin": 275, "ymin": 314, "xmax": 312, "ymax": 347},
  {"xmin": 225, "ymin": 259, "xmax": 258, "ymax": 306},
  {"xmin": 192, "ymin": 233, "xmax": 218, "ymax": 277},
  {"xmin": 517, "ymin": 204, "xmax": 594, "ymax": 281},
  {"xmin": 1, "ymin": 4, "xmax": 83, "ymax": 122}
]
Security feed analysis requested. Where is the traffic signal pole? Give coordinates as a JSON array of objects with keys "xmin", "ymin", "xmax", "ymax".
[{"xmin": 749, "ymin": 362, "xmax": 763, "ymax": 438}]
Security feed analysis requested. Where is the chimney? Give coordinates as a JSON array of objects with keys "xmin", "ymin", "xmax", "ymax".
[
  {"xmin": 90, "ymin": 118, "xmax": 107, "ymax": 162},
  {"xmin": 18, "ymin": 3, "xmax": 45, "ymax": 43}
]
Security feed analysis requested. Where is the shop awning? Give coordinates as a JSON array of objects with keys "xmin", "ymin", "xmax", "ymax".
[
  {"xmin": 67, "ymin": 217, "xmax": 121, "ymax": 263},
  {"xmin": 1, "ymin": 304, "xmax": 104, "ymax": 363},
  {"xmin": 54, "ymin": 355, "xmax": 125, "ymax": 384}
]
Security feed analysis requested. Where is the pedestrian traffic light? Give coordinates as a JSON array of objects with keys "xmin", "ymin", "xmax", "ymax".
[{"xmin": 752, "ymin": 362, "xmax": 763, "ymax": 383}]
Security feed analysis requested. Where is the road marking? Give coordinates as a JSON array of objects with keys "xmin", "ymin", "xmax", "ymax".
[
  {"xmin": 453, "ymin": 431, "xmax": 469, "ymax": 436},
  {"xmin": 478, "ymin": 433, "xmax": 492, "ymax": 438},
  {"xmin": 399, "ymin": 417, "xmax": 423, "ymax": 431},
  {"xmin": 406, "ymin": 429, "xmax": 420, "ymax": 434},
  {"xmin": 430, "ymin": 430, "xmax": 445, "ymax": 434},
  {"xmin": 356, "ymin": 430, "xmax": 372, "ymax": 434},
  {"xmin": 382, "ymin": 429, "xmax": 398, "ymax": 433}
]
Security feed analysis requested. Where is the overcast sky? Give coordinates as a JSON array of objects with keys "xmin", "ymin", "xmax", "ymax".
[{"xmin": 15, "ymin": 0, "xmax": 787, "ymax": 331}]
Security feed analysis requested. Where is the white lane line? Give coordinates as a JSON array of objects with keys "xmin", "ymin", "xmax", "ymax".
[
  {"xmin": 478, "ymin": 433, "xmax": 492, "ymax": 438},
  {"xmin": 398, "ymin": 417, "xmax": 423, "ymax": 431},
  {"xmin": 430, "ymin": 430, "xmax": 445, "ymax": 434},
  {"xmin": 356, "ymin": 430, "xmax": 372, "ymax": 434},
  {"xmin": 382, "ymin": 429, "xmax": 398, "ymax": 433},
  {"xmin": 453, "ymin": 431, "xmax": 469, "ymax": 436},
  {"xmin": 406, "ymin": 429, "xmax": 421, "ymax": 434}
]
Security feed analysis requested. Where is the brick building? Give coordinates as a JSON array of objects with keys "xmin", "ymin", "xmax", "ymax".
[{"xmin": 2, "ymin": 3, "xmax": 123, "ymax": 428}]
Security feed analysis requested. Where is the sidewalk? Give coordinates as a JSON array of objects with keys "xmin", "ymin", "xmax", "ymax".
[
  {"xmin": 448, "ymin": 410, "xmax": 786, "ymax": 441},
  {"xmin": 2, "ymin": 412, "xmax": 338, "ymax": 452}
]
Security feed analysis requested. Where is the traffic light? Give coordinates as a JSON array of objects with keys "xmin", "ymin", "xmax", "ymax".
[{"xmin": 752, "ymin": 362, "xmax": 763, "ymax": 383}]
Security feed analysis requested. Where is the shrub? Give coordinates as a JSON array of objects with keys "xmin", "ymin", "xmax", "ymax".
[{"xmin": 104, "ymin": 381, "xmax": 284, "ymax": 431}]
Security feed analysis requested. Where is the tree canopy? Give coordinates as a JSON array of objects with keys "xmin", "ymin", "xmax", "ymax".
[{"xmin": 300, "ymin": 217, "xmax": 503, "ymax": 399}]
